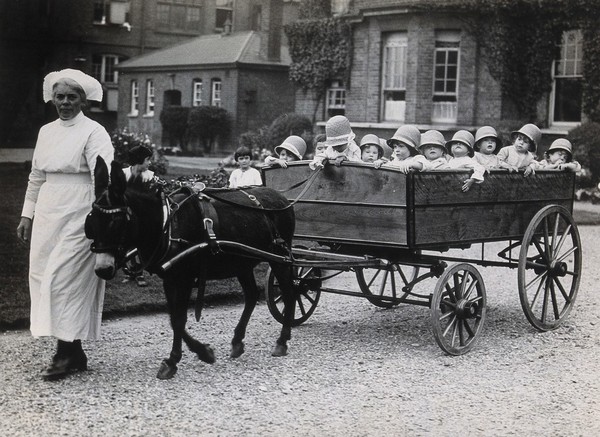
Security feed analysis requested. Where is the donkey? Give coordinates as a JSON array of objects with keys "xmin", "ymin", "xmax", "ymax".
[{"xmin": 86, "ymin": 157, "xmax": 296, "ymax": 379}]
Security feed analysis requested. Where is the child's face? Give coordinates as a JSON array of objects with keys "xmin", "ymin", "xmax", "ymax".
[
  {"xmin": 361, "ymin": 145, "xmax": 380, "ymax": 163},
  {"xmin": 315, "ymin": 143, "xmax": 327, "ymax": 155},
  {"xmin": 135, "ymin": 156, "xmax": 151, "ymax": 172},
  {"xmin": 332, "ymin": 142, "xmax": 349, "ymax": 153},
  {"xmin": 237, "ymin": 155, "xmax": 251, "ymax": 169},
  {"xmin": 421, "ymin": 144, "xmax": 445, "ymax": 161},
  {"xmin": 513, "ymin": 133, "xmax": 532, "ymax": 154},
  {"xmin": 391, "ymin": 142, "xmax": 412, "ymax": 161},
  {"xmin": 548, "ymin": 150, "xmax": 568, "ymax": 164},
  {"xmin": 450, "ymin": 143, "xmax": 470, "ymax": 158},
  {"xmin": 478, "ymin": 138, "xmax": 497, "ymax": 155},
  {"xmin": 279, "ymin": 149, "xmax": 297, "ymax": 162}
]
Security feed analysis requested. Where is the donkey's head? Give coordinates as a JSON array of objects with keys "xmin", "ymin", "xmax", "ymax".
[{"xmin": 85, "ymin": 156, "xmax": 136, "ymax": 280}]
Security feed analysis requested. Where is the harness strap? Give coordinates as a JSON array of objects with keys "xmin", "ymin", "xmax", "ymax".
[{"xmin": 198, "ymin": 197, "xmax": 221, "ymax": 255}]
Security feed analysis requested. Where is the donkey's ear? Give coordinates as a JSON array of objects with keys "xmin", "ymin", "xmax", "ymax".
[
  {"xmin": 109, "ymin": 160, "xmax": 127, "ymax": 197},
  {"xmin": 94, "ymin": 156, "xmax": 109, "ymax": 199}
]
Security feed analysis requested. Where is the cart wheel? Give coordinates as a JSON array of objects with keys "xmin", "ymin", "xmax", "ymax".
[
  {"xmin": 356, "ymin": 264, "xmax": 419, "ymax": 308},
  {"xmin": 518, "ymin": 205, "xmax": 581, "ymax": 331},
  {"xmin": 430, "ymin": 263, "xmax": 486, "ymax": 355},
  {"xmin": 264, "ymin": 265, "xmax": 321, "ymax": 326}
]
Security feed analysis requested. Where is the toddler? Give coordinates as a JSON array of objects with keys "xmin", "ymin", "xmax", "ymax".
[
  {"xmin": 360, "ymin": 134, "xmax": 389, "ymax": 168},
  {"xmin": 497, "ymin": 123, "xmax": 540, "ymax": 175},
  {"xmin": 530, "ymin": 138, "xmax": 581, "ymax": 173},
  {"xmin": 414, "ymin": 130, "xmax": 448, "ymax": 170},
  {"xmin": 441, "ymin": 130, "xmax": 485, "ymax": 192},
  {"xmin": 228, "ymin": 146, "xmax": 262, "ymax": 188},
  {"xmin": 124, "ymin": 145, "xmax": 155, "ymax": 182},
  {"xmin": 310, "ymin": 115, "xmax": 361, "ymax": 170},
  {"xmin": 382, "ymin": 125, "xmax": 422, "ymax": 174},
  {"xmin": 264, "ymin": 135, "xmax": 306, "ymax": 168},
  {"xmin": 313, "ymin": 133, "xmax": 327, "ymax": 160},
  {"xmin": 473, "ymin": 126, "xmax": 501, "ymax": 170}
]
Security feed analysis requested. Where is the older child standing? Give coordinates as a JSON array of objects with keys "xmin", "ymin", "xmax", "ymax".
[
  {"xmin": 497, "ymin": 123, "xmax": 540, "ymax": 175},
  {"xmin": 441, "ymin": 130, "xmax": 485, "ymax": 192},
  {"xmin": 264, "ymin": 135, "xmax": 307, "ymax": 168},
  {"xmin": 229, "ymin": 146, "xmax": 262, "ymax": 188},
  {"xmin": 473, "ymin": 126, "xmax": 502, "ymax": 170},
  {"xmin": 310, "ymin": 115, "xmax": 361, "ymax": 169},
  {"xmin": 383, "ymin": 125, "xmax": 422, "ymax": 174}
]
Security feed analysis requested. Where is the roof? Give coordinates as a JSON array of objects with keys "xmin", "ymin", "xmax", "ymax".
[{"xmin": 118, "ymin": 31, "xmax": 290, "ymax": 70}]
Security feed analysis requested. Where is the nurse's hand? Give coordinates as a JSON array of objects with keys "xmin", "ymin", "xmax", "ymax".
[{"xmin": 17, "ymin": 217, "xmax": 32, "ymax": 244}]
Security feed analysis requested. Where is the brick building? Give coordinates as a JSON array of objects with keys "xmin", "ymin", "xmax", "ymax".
[
  {"xmin": 0, "ymin": 0, "xmax": 299, "ymax": 149},
  {"xmin": 298, "ymin": 0, "xmax": 584, "ymax": 145}
]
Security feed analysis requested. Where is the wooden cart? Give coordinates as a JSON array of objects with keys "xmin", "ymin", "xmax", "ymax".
[{"xmin": 261, "ymin": 162, "xmax": 582, "ymax": 355}]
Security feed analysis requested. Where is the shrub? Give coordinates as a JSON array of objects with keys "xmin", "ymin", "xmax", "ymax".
[
  {"xmin": 111, "ymin": 128, "xmax": 168, "ymax": 175},
  {"xmin": 162, "ymin": 166, "xmax": 230, "ymax": 191},
  {"xmin": 188, "ymin": 106, "xmax": 233, "ymax": 155},
  {"xmin": 159, "ymin": 106, "xmax": 190, "ymax": 149},
  {"xmin": 568, "ymin": 122, "xmax": 600, "ymax": 186},
  {"xmin": 267, "ymin": 113, "xmax": 312, "ymax": 148}
]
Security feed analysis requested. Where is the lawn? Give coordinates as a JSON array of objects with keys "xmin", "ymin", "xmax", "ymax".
[{"xmin": 0, "ymin": 163, "xmax": 261, "ymax": 329}]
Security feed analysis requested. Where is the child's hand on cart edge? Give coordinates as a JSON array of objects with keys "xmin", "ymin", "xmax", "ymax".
[{"xmin": 462, "ymin": 178, "xmax": 476, "ymax": 192}]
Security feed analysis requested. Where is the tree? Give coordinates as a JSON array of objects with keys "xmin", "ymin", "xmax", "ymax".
[
  {"xmin": 284, "ymin": 5, "xmax": 351, "ymax": 123},
  {"xmin": 188, "ymin": 106, "xmax": 233, "ymax": 155},
  {"xmin": 267, "ymin": 113, "xmax": 312, "ymax": 147}
]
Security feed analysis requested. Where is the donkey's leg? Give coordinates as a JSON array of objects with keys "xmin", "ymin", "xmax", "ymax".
[
  {"xmin": 270, "ymin": 263, "xmax": 296, "ymax": 357},
  {"xmin": 230, "ymin": 267, "xmax": 260, "ymax": 358}
]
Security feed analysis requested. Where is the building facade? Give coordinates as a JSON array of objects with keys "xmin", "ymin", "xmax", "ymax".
[
  {"xmin": 0, "ymin": 0, "xmax": 299, "ymax": 149},
  {"xmin": 295, "ymin": 0, "xmax": 585, "ymax": 146}
]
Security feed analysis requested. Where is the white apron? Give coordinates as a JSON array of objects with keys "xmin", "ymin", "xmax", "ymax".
[{"xmin": 22, "ymin": 112, "xmax": 114, "ymax": 341}]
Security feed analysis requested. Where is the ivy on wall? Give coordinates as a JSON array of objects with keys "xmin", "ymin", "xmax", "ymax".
[{"xmin": 284, "ymin": 15, "xmax": 351, "ymax": 122}]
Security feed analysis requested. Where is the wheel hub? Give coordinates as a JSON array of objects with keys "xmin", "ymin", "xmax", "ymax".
[
  {"xmin": 456, "ymin": 299, "xmax": 478, "ymax": 319},
  {"xmin": 549, "ymin": 261, "xmax": 568, "ymax": 277}
]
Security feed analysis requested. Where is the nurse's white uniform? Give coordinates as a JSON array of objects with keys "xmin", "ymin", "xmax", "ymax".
[{"xmin": 22, "ymin": 111, "xmax": 114, "ymax": 341}]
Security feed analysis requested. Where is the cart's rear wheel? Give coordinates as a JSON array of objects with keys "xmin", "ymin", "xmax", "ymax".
[
  {"xmin": 264, "ymin": 265, "xmax": 321, "ymax": 326},
  {"xmin": 356, "ymin": 264, "xmax": 419, "ymax": 308},
  {"xmin": 430, "ymin": 263, "xmax": 486, "ymax": 355},
  {"xmin": 518, "ymin": 205, "xmax": 581, "ymax": 331}
]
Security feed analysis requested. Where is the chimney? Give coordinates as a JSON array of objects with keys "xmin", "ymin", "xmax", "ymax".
[{"xmin": 260, "ymin": 0, "xmax": 283, "ymax": 62}]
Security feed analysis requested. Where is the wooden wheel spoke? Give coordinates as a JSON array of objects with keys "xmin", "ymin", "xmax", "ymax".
[
  {"xmin": 458, "ymin": 320, "xmax": 465, "ymax": 346},
  {"xmin": 529, "ymin": 274, "xmax": 547, "ymax": 308},
  {"xmin": 543, "ymin": 216, "xmax": 552, "ymax": 259},
  {"xmin": 300, "ymin": 291, "xmax": 317, "ymax": 305},
  {"xmin": 550, "ymin": 280, "xmax": 560, "ymax": 320},
  {"xmin": 532, "ymin": 237, "xmax": 550, "ymax": 264},
  {"xmin": 551, "ymin": 213, "xmax": 560, "ymax": 254},
  {"xmin": 378, "ymin": 269, "xmax": 390, "ymax": 297},
  {"xmin": 555, "ymin": 245, "xmax": 578, "ymax": 264},
  {"xmin": 390, "ymin": 269, "xmax": 397, "ymax": 299},
  {"xmin": 553, "ymin": 224, "xmax": 572, "ymax": 258},
  {"xmin": 552, "ymin": 276, "xmax": 572, "ymax": 303},
  {"xmin": 443, "ymin": 315, "xmax": 458, "ymax": 337},
  {"xmin": 296, "ymin": 295, "xmax": 307, "ymax": 316},
  {"xmin": 541, "ymin": 281, "xmax": 551, "ymax": 323},
  {"xmin": 273, "ymin": 292, "xmax": 283, "ymax": 305},
  {"xmin": 453, "ymin": 272, "xmax": 462, "ymax": 299},
  {"xmin": 298, "ymin": 267, "xmax": 314, "ymax": 279},
  {"xmin": 451, "ymin": 320, "xmax": 459, "ymax": 347},
  {"xmin": 463, "ymin": 319, "xmax": 475, "ymax": 338},
  {"xmin": 459, "ymin": 273, "xmax": 471, "ymax": 299},
  {"xmin": 463, "ymin": 278, "xmax": 478, "ymax": 301},
  {"xmin": 439, "ymin": 311, "xmax": 454, "ymax": 321},
  {"xmin": 367, "ymin": 269, "xmax": 382, "ymax": 288}
]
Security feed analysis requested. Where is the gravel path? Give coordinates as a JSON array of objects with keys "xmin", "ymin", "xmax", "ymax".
[{"xmin": 1, "ymin": 227, "xmax": 599, "ymax": 436}]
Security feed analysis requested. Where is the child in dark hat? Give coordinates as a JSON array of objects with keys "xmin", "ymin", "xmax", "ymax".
[{"xmin": 124, "ymin": 145, "xmax": 155, "ymax": 182}]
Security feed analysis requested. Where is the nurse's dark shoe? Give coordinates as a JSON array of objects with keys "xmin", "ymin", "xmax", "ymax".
[{"xmin": 41, "ymin": 340, "xmax": 88, "ymax": 381}]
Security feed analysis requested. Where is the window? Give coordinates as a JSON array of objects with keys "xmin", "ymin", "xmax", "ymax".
[
  {"xmin": 211, "ymin": 79, "xmax": 222, "ymax": 107},
  {"xmin": 432, "ymin": 30, "xmax": 460, "ymax": 123},
  {"xmin": 192, "ymin": 79, "xmax": 203, "ymax": 106},
  {"xmin": 92, "ymin": 54, "xmax": 121, "ymax": 83},
  {"xmin": 216, "ymin": 0, "xmax": 233, "ymax": 31},
  {"xmin": 146, "ymin": 80, "xmax": 155, "ymax": 115},
  {"xmin": 550, "ymin": 29, "xmax": 583, "ymax": 125},
  {"xmin": 130, "ymin": 80, "xmax": 139, "ymax": 115},
  {"xmin": 326, "ymin": 80, "xmax": 346, "ymax": 117},
  {"xmin": 156, "ymin": 1, "xmax": 202, "ymax": 32},
  {"xmin": 251, "ymin": 5, "xmax": 262, "ymax": 31},
  {"xmin": 381, "ymin": 32, "xmax": 407, "ymax": 121},
  {"xmin": 331, "ymin": 0, "xmax": 350, "ymax": 16},
  {"xmin": 93, "ymin": 0, "xmax": 130, "ymax": 25}
]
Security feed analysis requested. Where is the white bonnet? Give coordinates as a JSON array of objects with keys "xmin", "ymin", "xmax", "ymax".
[{"xmin": 42, "ymin": 68, "xmax": 103, "ymax": 103}]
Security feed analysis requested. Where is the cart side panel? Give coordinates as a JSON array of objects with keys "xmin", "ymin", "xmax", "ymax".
[
  {"xmin": 263, "ymin": 162, "xmax": 409, "ymax": 246},
  {"xmin": 412, "ymin": 171, "xmax": 575, "ymax": 246}
]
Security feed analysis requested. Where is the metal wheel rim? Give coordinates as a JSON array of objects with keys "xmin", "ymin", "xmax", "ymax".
[
  {"xmin": 430, "ymin": 263, "xmax": 486, "ymax": 355},
  {"xmin": 265, "ymin": 266, "xmax": 321, "ymax": 327},
  {"xmin": 518, "ymin": 205, "xmax": 581, "ymax": 331},
  {"xmin": 355, "ymin": 264, "xmax": 420, "ymax": 308}
]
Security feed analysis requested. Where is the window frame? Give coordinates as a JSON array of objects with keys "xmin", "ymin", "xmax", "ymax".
[
  {"xmin": 192, "ymin": 79, "xmax": 203, "ymax": 107},
  {"xmin": 431, "ymin": 31, "xmax": 461, "ymax": 124},
  {"xmin": 92, "ymin": 54, "xmax": 121, "ymax": 84},
  {"xmin": 326, "ymin": 80, "xmax": 346, "ymax": 117},
  {"xmin": 130, "ymin": 80, "xmax": 139, "ymax": 116},
  {"xmin": 381, "ymin": 32, "xmax": 408, "ymax": 122},
  {"xmin": 156, "ymin": 1, "xmax": 202, "ymax": 32},
  {"xmin": 211, "ymin": 79, "xmax": 222, "ymax": 107},
  {"xmin": 145, "ymin": 79, "xmax": 155, "ymax": 116}
]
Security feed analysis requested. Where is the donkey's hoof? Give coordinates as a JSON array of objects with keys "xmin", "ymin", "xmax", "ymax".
[
  {"xmin": 230, "ymin": 342, "xmax": 245, "ymax": 359},
  {"xmin": 157, "ymin": 359, "xmax": 177, "ymax": 380},
  {"xmin": 271, "ymin": 344, "xmax": 288, "ymax": 357},
  {"xmin": 197, "ymin": 344, "xmax": 216, "ymax": 364}
]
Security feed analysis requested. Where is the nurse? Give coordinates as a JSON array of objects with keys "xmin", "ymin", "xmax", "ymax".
[{"xmin": 16, "ymin": 69, "xmax": 114, "ymax": 380}]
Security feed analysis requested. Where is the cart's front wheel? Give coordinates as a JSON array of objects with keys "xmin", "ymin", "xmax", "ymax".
[
  {"xmin": 264, "ymin": 265, "xmax": 321, "ymax": 326},
  {"xmin": 518, "ymin": 205, "xmax": 581, "ymax": 331},
  {"xmin": 430, "ymin": 263, "xmax": 486, "ymax": 355},
  {"xmin": 355, "ymin": 264, "xmax": 419, "ymax": 308}
]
